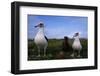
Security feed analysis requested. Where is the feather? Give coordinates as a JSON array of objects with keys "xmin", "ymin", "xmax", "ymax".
[{"xmin": 45, "ymin": 36, "xmax": 48, "ymax": 42}]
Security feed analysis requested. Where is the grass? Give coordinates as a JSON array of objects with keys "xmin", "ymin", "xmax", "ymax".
[{"xmin": 28, "ymin": 38, "xmax": 88, "ymax": 61}]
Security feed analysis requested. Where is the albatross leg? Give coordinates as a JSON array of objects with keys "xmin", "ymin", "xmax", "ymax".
[
  {"xmin": 70, "ymin": 53, "xmax": 75, "ymax": 58},
  {"xmin": 43, "ymin": 46, "xmax": 47, "ymax": 57},
  {"xmin": 70, "ymin": 50, "xmax": 75, "ymax": 58},
  {"xmin": 37, "ymin": 47, "xmax": 40, "ymax": 57},
  {"xmin": 77, "ymin": 50, "xmax": 81, "ymax": 57}
]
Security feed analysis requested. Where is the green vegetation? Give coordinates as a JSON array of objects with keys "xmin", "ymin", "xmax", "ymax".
[{"xmin": 28, "ymin": 38, "xmax": 88, "ymax": 61}]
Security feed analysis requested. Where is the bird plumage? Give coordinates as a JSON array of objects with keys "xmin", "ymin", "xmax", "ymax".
[
  {"xmin": 45, "ymin": 36, "xmax": 48, "ymax": 42},
  {"xmin": 71, "ymin": 33, "xmax": 82, "ymax": 57},
  {"xmin": 62, "ymin": 36, "xmax": 73, "ymax": 52},
  {"xmin": 34, "ymin": 22, "xmax": 48, "ymax": 57},
  {"xmin": 72, "ymin": 36, "xmax": 82, "ymax": 51},
  {"xmin": 34, "ymin": 28, "xmax": 48, "ymax": 48}
]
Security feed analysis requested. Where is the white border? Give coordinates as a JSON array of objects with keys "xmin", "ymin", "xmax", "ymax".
[{"xmin": 20, "ymin": 6, "xmax": 95, "ymax": 70}]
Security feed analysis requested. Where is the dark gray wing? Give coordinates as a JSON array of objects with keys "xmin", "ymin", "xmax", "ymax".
[{"xmin": 45, "ymin": 36, "xmax": 48, "ymax": 42}]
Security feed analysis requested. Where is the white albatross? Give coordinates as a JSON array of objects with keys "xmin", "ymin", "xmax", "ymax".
[
  {"xmin": 71, "ymin": 32, "xmax": 82, "ymax": 57},
  {"xmin": 34, "ymin": 22, "xmax": 48, "ymax": 57}
]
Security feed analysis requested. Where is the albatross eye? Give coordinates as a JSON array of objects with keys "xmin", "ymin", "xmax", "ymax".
[{"xmin": 39, "ymin": 23, "xmax": 44, "ymax": 27}]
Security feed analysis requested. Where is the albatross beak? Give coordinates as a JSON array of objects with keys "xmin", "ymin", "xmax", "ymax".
[{"xmin": 34, "ymin": 25, "xmax": 38, "ymax": 28}]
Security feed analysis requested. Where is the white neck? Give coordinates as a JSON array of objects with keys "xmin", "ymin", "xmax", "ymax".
[
  {"xmin": 37, "ymin": 27, "xmax": 44, "ymax": 34},
  {"xmin": 74, "ymin": 36, "xmax": 79, "ymax": 41}
]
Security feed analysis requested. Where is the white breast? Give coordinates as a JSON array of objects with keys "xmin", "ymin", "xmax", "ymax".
[
  {"xmin": 72, "ymin": 37, "xmax": 82, "ymax": 51},
  {"xmin": 34, "ymin": 28, "xmax": 48, "ymax": 48},
  {"xmin": 34, "ymin": 34, "xmax": 48, "ymax": 48}
]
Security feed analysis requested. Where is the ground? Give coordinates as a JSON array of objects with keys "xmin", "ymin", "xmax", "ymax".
[{"xmin": 28, "ymin": 38, "xmax": 88, "ymax": 61}]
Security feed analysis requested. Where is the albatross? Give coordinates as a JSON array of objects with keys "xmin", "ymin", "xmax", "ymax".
[
  {"xmin": 71, "ymin": 32, "xmax": 82, "ymax": 57},
  {"xmin": 34, "ymin": 22, "xmax": 48, "ymax": 57}
]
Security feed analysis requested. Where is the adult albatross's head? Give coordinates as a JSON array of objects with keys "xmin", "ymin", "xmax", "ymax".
[
  {"xmin": 73, "ymin": 32, "xmax": 79, "ymax": 38},
  {"xmin": 35, "ymin": 22, "xmax": 44, "ymax": 28}
]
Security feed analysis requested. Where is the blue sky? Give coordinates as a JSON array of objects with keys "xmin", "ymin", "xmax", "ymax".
[{"xmin": 28, "ymin": 15, "xmax": 88, "ymax": 39}]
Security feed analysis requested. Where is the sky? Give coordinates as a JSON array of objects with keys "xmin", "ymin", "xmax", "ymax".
[{"xmin": 28, "ymin": 15, "xmax": 88, "ymax": 39}]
